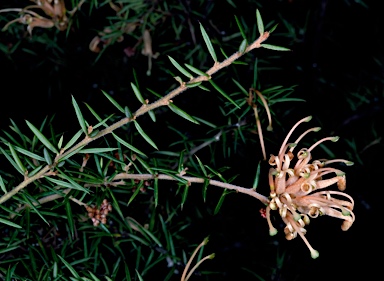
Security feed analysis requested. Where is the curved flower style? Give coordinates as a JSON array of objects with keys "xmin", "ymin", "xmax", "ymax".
[{"xmin": 265, "ymin": 116, "xmax": 355, "ymax": 259}]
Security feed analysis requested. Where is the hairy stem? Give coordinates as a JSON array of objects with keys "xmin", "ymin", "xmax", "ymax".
[{"xmin": 0, "ymin": 32, "xmax": 270, "ymax": 205}]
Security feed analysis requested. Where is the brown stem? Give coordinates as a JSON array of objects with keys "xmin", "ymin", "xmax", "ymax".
[{"xmin": 0, "ymin": 32, "xmax": 270, "ymax": 205}]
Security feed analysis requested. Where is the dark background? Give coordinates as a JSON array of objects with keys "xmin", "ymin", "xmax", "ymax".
[{"xmin": 0, "ymin": 0, "xmax": 382, "ymax": 280}]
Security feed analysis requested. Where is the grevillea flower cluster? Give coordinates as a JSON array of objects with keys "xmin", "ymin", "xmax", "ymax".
[{"xmin": 265, "ymin": 116, "xmax": 355, "ymax": 258}]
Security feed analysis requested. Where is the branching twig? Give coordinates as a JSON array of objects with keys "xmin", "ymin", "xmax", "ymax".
[{"xmin": 0, "ymin": 31, "xmax": 270, "ymax": 205}]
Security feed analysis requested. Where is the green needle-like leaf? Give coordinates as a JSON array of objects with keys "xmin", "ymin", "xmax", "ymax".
[
  {"xmin": 199, "ymin": 23, "xmax": 217, "ymax": 62},
  {"xmin": 26, "ymin": 120, "xmax": 58, "ymax": 154},
  {"xmin": 0, "ymin": 175, "xmax": 6, "ymax": 193},
  {"xmin": 131, "ymin": 82, "xmax": 145, "ymax": 104},
  {"xmin": 260, "ymin": 44, "xmax": 290, "ymax": 51},
  {"xmin": 0, "ymin": 217, "xmax": 22, "ymax": 229},
  {"xmin": 168, "ymin": 56, "xmax": 193, "ymax": 79},
  {"xmin": 235, "ymin": 15, "xmax": 247, "ymax": 40},
  {"xmin": 168, "ymin": 103, "xmax": 199, "ymax": 124},
  {"xmin": 102, "ymin": 90, "xmax": 124, "ymax": 113},
  {"xmin": 43, "ymin": 147, "xmax": 52, "ymax": 165},
  {"xmin": 0, "ymin": 147, "xmax": 23, "ymax": 174},
  {"xmin": 58, "ymin": 255, "xmax": 81, "ymax": 278},
  {"xmin": 209, "ymin": 80, "xmax": 240, "ymax": 109},
  {"xmin": 256, "ymin": 9, "xmax": 264, "ymax": 35},
  {"xmin": 214, "ymin": 189, "xmax": 229, "ymax": 215},
  {"xmin": 112, "ymin": 133, "xmax": 147, "ymax": 157},
  {"xmin": 252, "ymin": 160, "xmax": 261, "ymax": 190},
  {"xmin": 184, "ymin": 64, "xmax": 209, "ymax": 77},
  {"xmin": 133, "ymin": 121, "xmax": 158, "ymax": 150},
  {"xmin": 71, "ymin": 95, "xmax": 87, "ymax": 135},
  {"xmin": 79, "ymin": 148, "xmax": 118, "ymax": 154},
  {"xmin": 8, "ymin": 143, "xmax": 26, "ymax": 173},
  {"xmin": 63, "ymin": 129, "xmax": 83, "ymax": 151}
]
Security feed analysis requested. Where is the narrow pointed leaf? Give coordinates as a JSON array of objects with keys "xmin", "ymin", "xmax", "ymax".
[
  {"xmin": 0, "ymin": 217, "xmax": 22, "ymax": 229},
  {"xmin": 260, "ymin": 44, "xmax": 290, "ymax": 51},
  {"xmin": 199, "ymin": 23, "xmax": 217, "ymax": 62},
  {"xmin": 202, "ymin": 179, "xmax": 209, "ymax": 202},
  {"xmin": 232, "ymin": 79, "xmax": 248, "ymax": 96},
  {"xmin": 168, "ymin": 103, "xmax": 199, "ymax": 124},
  {"xmin": 148, "ymin": 110, "xmax": 156, "ymax": 122},
  {"xmin": 181, "ymin": 184, "xmax": 189, "ymax": 210},
  {"xmin": 154, "ymin": 177, "xmax": 159, "ymax": 207},
  {"xmin": 0, "ymin": 147, "xmax": 23, "ymax": 174},
  {"xmin": 65, "ymin": 200, "xmax": 75, "ymax": 239},
  {"xmin": 58, "ymin": 255, "xmax": 81, "ymax": 278},
  {"xmin": 72, "ymin": 95, "xmax": 87, "ymax": 135},
  {"xmin": 63, "ymin": 129, "xmax": 83, "ymax": 151},
  {"xmin": 28, "ymin": 165, "xmax": 44, "ymax": 177},
  {"xmin": 9, "ymin": 119, "xmax": 27, "ymax": 147},
  {"xmin": 43, "ymin": 147, "xmax": 52, "ymax": 165},
  {"xmin": 269, "ymin": 23, "xmax": 279, "ymax": 33},
  {"xmin": 26, "ymin": 120, "xmax": 58, "ymax": 153},
  {"xmin": 58, "ymin": 135, "xmax": 64, "ymax": 149},
  {"xmin": 0, "ymin": 175, "xmax": 6, "ymax": 193},
  {"xmin": 239, "ymin": 38, "xmax": 248, "ymax": 53},
  {"xmin": 195, "ymin": 155, "xmax": 207, "ymax": 177},
  {"xmin": 94, "ymin": 114, "xmax": 115, "ymax": 129},
  {"xmin": 8, "ymin": 143, "xmax": 26, "ymax": 173},
  {"xmin": 214, "ymin": 189, "xmax": 229, "ymax": 215},
  {"xmin": 184, "ymin": 64, "xmax": 209, "ymax": 77},
  {"xmin": 235, "ymin": 15, "xmax": 247, "ymax": 40},
  {"xmin": 112, "ymin": 133, "xmax": 147, "ymax": 157},
  {"xmin": 168, "ymin": 56, "xmax": 193, "ymax": 79},
  {"xmin": 46, "ymin": 176, "xmax": 89, "ymax": 193},
  {"xmin": 209, "ymin": 80, "xmax": 240, "ymax": 109},
  {"xmin": 133, "ymin": 121, "xmax": 158, "ymax": 150},
  {"xmin": 256, "ymin": 9, "xmax": 264, "ymax": 35},
  {"xmin": 131, "ymin": 82, "xmax": 145, "ymax": 104},
  {"xmin": 79, "ymin": 148, "xmax": 118, "ymax": 154},
  {"xmin": 198, "ymin": 85, "xmax": 210, "ymax": 91},
  {"xmin": 185, "ymin": 82, "xmax": 202, "ymax": 88},
  {"xmin": 102, "ymin": 90, "xmax": 124, "ymax": 113},
  {"xmin": 128, "ymin": 181, "xmax": 143, "ymax": 205},
  {"xmin": 252, "ymin": 160, "xmax": 261, "ymax": 190}
]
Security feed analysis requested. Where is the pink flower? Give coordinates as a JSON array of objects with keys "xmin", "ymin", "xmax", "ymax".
[{"xmin": 265, "ymin": 116, "xmax": 355, "ymax": 258}]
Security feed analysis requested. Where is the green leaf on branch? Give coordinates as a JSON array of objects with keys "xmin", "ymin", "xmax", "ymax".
[
  {"xmin": 260, "ymin": 44, "xmax": 290, "ymax": 51},
  {"xmin": 253, "ymin": 160, "xmax": 261, "ymax": 190},
  {"xmin": 43, "ymin": 147, "xmax": 52, "ymax": 165},
  {"xmin": 181, "ymin": 184, "xmax": 189, "ymax": 210},
  {"xmin": 0, "ymin": 217, "xmax": 22, "ymax": 229},
  {"xmin": 0, "ymin": 175, "xmax": 6, "ymax": 193},
  {"xmin": 269, "ymin": 23, "xmax": 279, "ymax": 33},
  {"xmin": 71, "ymin": 95, "xmax": 87, "ymax": 135},
  {"xmin": 8, "ymin": 143, "xmax": 26, "ymax": 173},
  {"xmin": 256, "ymin": 9, "xmax": 264, "ymax": 35},
  {"xmin": 63, "ymin": 129, "xmax": 83, "ymax": 151},
  {"xmin": 131, "ymin": 82, "xmax": 145, "ymax": 104},
  {"xmin": 185, "ymin": 82, "xmax": 202, "ymax": 88},
  {"xmin": 235, "ymin": 15, "xmax": 247, "ymax": 40},
  {"xmin": 184, "ymin": 64, "xmax": 209, "ymax": 77},
  {"xmin": 168, "ymin": 56, "xmax": 193, "ymax": 79},
  {"xmin": 214, "ymin": 189, "xmax": 230, "ymax": 215},
  {"xmin": 0, "ymin": 146, "xmax": 24, "ymax": 175},
  {"xmin": 133, "ymin": 121, "xmax": 158, "ymax": 150},
  {"xmin": 209, "ymin": 80, "xmax": 240, "ymax": 109},
  {"xmin": 239, "ymin": 38, "xmax": 248, "ymax": 54},
  {"xmin": 199, "ymin": 23, "xmax": 217, "ymax": 62},
  {"xmin": 112, "ymin": 133, "xmax": 147, "ymax": 157},
  {"xmin": 168, "ymin": 103, "xmax": 199, "ymax": 124},
  {"xmin": 102, "ymin": 90, "xmax": 124, "ymax": 113},
  {"xmin": 79, "ymin": 148, "xmax": 118, "ymax": 154},
  {"xmin": 26, "ymin": 120, "xmax": 58, "ymax": 154}
]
